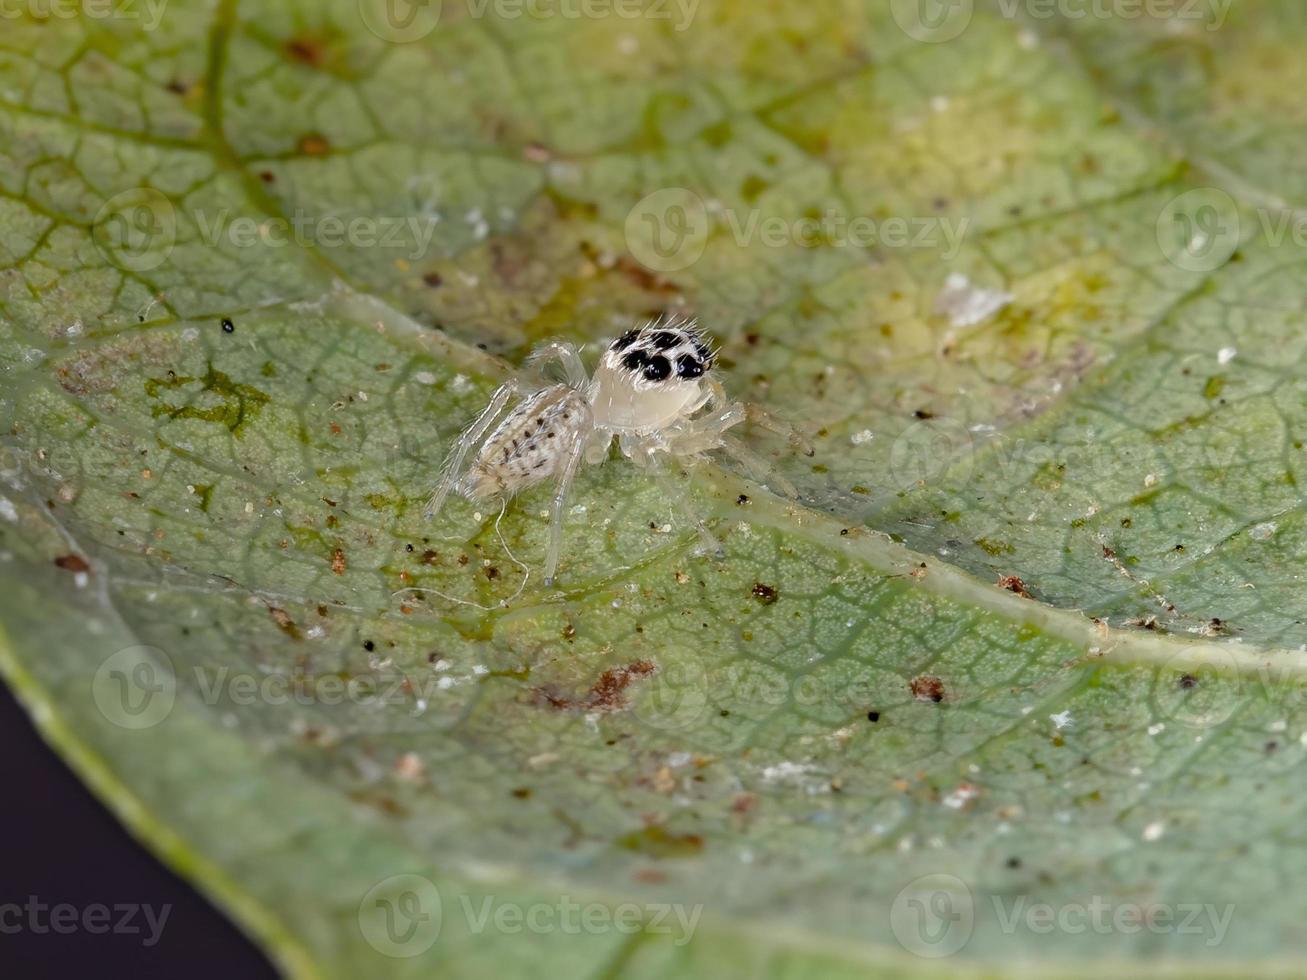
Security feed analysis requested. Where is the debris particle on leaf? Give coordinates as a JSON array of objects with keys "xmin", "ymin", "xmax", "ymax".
[
  {"xmin": 933, "ymin": 272, "xmax": 1014, "ymax": 328},
  {"xmin": 751, "ymin": 582, "xmax": 779, "ymax": 604},
  {"xmin": 54, "ymin": 554, "xmax": 90, "ymax": 573},
  {"xmin": 997, "ymin": 575, "xmax": 1032, "ymax": 599},
  {"xmin": 942, "ymin": 782, "xmax": 980, "ymax": 810},
  {"xmin": 394, "ymin": 752, "xmax": 426, "ymax": 782},
  {"xmin": 910, "ymin": 675, "xmax": 946, "ymax": 703},
  {"xmin": 533, "ymin": 660, "xmax": 657, "ymax": 712}
]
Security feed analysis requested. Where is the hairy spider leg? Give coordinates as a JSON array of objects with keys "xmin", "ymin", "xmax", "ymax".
[
  {"xmin": 524, "ymin": 341, "xmax": 590, "ymax": 390},
  {"xmin": 642, "ymin": 448, "xmax": 724, "ymax": 558},
  {"xmin": 424, "ymin": 378, "xmax": 520, "ymax": 519},
  {"xmin": 720, "ymin": 432, "xmax": 799, "ymax": 498},
  {"xmin": 543, "ymin": 424, "xmax": 589, "ymax": 587}
]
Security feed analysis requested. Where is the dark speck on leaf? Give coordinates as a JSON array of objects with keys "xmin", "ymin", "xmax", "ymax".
[
  {"xmin": 1006, "ymin": 857, "xmax": 1022, "ymax": 869},
  {"xmin": 913, "ymin": 409, "xmax": 934, "ymax": 420},
  {"xmin": 221, "ymin": 318, "xmax": 235, "ymax": 333},
  {"xmin": 867, "ymin": 710, "xmax": 880, "ymax": 723},
  {"xmin": 1179, "ymin": 673, "xmax": 1198, "ymax": 689},
  {"xmin": 736, "ymin": 494, "xmax": 750, "ymax": 506},
  {"xmin": 363, "ymin": 640, "xmax": 375, "ymax": 652},
  {"xmin": 751, "ymin": 583, "xmax": 778, "ymax": 604}
]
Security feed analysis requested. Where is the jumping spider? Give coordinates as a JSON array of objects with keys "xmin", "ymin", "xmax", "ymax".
[{"xmin": 426, "ymin": 316, "xmax": 811, "ymax": 585}]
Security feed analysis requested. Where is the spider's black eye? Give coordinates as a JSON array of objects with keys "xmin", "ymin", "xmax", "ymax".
[
  {"xmin": 643, "ymin": 355, "xmax": 671, "ymax": 381},
  {"xmin": 650, "ymin": 330, "xmax": 680, "ymax": 349},
  {"xmin": 622, "ymin": 350, "xmax": 647, "ymax": 372},
  {"xmin": 611, "ymin": 330, "xmax": 639, "ymax": 352},
  {"xmin": 675, "ymin": 354, "xmax": 705, "ymax": 379},
  {"xmin": 692, "ymin": 339, "xmax": 713, "ymax": 365}
]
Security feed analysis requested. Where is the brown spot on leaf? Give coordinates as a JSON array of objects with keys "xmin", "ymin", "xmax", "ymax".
[
  {"xmin": 330, "ymin": 547, "xmax": 347, "ymax": 575},
  {"xmin": 751, "ymin": 582, "xmax": 779, "ymax": 604},
  {"xmin": 267, "ymin": 606, "xmax": 300, "ymax": 639},
  {"xmin": 299, "ymin": 133, "xmax": 330, "ymax": 156},
  {"xmin": 54, "ymin": 554, "xmax": 90, "ymax": 573},
  {"xmin": 533, "ymin": 660, "xmax": 657, "ymax": 712},
  {"xmin": 616, "ymin": 824, "xmax": 704, "ymax": 858},
  {"xmin": 910, "ymin": 675, "xmax": 946, "ymax": 703},
  {"xmin": 285, "ymin": 36, "xmax": 326, "ymax": 66},
  {"xmin": 614, "ymin": 255, "xmax": 679, "ymax": 293}
]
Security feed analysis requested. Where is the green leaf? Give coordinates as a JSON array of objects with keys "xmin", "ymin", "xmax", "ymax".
[{"xmin": 2, "ymin": 1, "xmax": 1306, "ymax": 976}]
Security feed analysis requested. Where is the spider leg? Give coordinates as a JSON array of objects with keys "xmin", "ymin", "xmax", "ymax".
[
  {"xmin": 720, "ymin": 432, "xmax": 799, "ymax": 498},
  {"xmin": 705, "ymin": 377, "xmax": 813, "ymax": 456},
  {"xmin": 424, "ymin": 379, "xmax": 520, "ymax": 520},
  {"xmin": 543, "ymin": 427, "xmax": 588, "ymax": 587},
  {"xmin": 525, "ymin": 341, "xmax": 589, "ymax": 389},
  {"xmin": 745, "ymin": 403, "xmax": 815, "ymax": 457},
  {"xmin": 643, "ymin": 448, "xmax": 724, "ymax": 558}
]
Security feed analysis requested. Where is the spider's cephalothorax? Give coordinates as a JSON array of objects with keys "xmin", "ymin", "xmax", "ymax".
[
  {"xmin": 592, "ymin": 316, "xmax": 716, "ymax": 434},
  {"xmin": 425, "ymin": 315, "xmax": 809, "ymax": 586}
]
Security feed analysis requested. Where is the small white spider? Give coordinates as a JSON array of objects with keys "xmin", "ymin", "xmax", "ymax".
[{"xmin": 425, "ymin": 315, "xmax": 811, "ymax": 585}]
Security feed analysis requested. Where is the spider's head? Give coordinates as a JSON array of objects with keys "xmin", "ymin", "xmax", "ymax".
[{"xmin": 599, "ymin": 315, "xmax": 715, "ymax": 393}]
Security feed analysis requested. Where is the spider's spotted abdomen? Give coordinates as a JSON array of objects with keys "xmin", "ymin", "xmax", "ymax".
[{"xmin": 459, "ymin": 385, "xmax": 591, "ymax": 501}]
